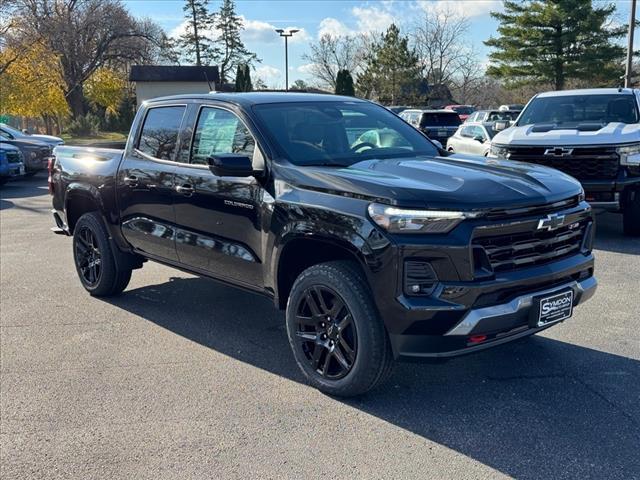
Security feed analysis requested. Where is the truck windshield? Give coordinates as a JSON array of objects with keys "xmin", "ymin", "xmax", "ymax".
[
  {"xmin": 517, "ymin": 94, "xmax": 639, "ymax": 126},
  {"xmin": 252, "ymin": 101, "xmax": 439, "ymax": 166}
]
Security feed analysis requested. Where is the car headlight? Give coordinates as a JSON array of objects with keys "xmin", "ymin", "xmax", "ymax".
[
  {"xmin": 368, "ymin": 203, "xmax": 478, "ymax": 234},
  {"xmin": 617, "ymin": 143, "xmax": 640, "ymax": 166},
  {"xmin": 489, "ymin": 144, "xmax": 509, "ymax": 158}
]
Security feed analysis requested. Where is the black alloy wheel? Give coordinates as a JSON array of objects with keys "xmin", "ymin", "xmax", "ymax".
[
  {"xmin": 75, "ymin": 226, "xmax": 102, "ymax": 287},
  {"xmin": 294, "ymin": 285, "xmax": 357, "ymax": 380}
]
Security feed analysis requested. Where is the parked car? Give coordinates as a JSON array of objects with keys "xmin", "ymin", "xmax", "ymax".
[
  {"xmin": 386, "ymin": 106, "xmax": 412, "ymax": 115},
  {"xmin": 444, "ymin": 104, "xmax": 475, "ymax": 122},
  {"xmin": 466, "ymin": 109, "xmax": 520, "ymax": 125},
  {"xmin": 50, "ymin": 93, "xmax": 596, "ymax": 396},
  {"xmin": 0, "ymin": 143, "xmax": 25, "ymax": 185},
  {"xmin": 0, "ymin": 131, "xmax": 52, "ymax": 175},
  {"xmin": 489, "ymin": 88, "xmax": 640, "ymax": 236},
  {"xmin": 499, "ymin": 104, "xmax": 525, "ymax": 112},
  {"xmin": 0, "ymin": 123, "xmax": 64, "ymax": 148},
  {"xmin": 399, "ymin": 108, "xmax": 462, "ymax": 145},
  {"xmin": 446, "ymin": 122, "xmax": 501, "ymax": 156}
]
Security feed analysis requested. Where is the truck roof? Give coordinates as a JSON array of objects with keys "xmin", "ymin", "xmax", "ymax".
[
  {"xmin": 536, "ymin": 88, "xmax": 637, "ymax": 98},
  {"xmin": 144, "ymin": 92, "xmax": 367, "ymax": 107}
]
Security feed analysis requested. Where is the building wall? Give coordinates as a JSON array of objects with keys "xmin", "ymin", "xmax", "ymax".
[{"xmin": 135, "ymin": 82, "xmax": 213, "ymax": 106}]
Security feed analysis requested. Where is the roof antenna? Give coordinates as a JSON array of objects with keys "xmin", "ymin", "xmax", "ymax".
[{"xmin": 203, "ymin": 70, "xmax": 214, "ymax": 92}]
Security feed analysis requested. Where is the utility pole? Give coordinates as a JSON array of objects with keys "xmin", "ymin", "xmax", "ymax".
[
  {"xmin": 275, "ymin": 29, "xmax": 299, "ymax": 91},
  {"xmin": 625, "ymin": 0, "xmax": 636, "ymax": 88}
]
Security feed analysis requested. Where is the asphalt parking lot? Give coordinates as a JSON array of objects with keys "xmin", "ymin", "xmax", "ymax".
[{"xmin": 1, "ymin": 173, "xmax": 639, "ymax": 480}]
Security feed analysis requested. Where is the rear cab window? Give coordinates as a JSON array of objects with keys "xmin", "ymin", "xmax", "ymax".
[
  {"xmin": 136, "ymin": 106, "xmax": 186, "ymax": 160},
  {"xmin": 419, "ymin": 112, "xmax": 462, "ymax": 127}
]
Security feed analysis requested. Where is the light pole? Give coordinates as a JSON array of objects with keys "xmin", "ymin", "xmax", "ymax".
[
  {"xmin": 625, "ymin": 0, "xmax": 637, "ymax": 88},
  {"xmin": 275, "ymin": 29, "xmax": 299, "ymax": 91}
]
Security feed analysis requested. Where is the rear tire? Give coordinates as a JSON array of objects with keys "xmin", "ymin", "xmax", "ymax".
[
  {"xmin": 285, "ymin": 261, "xmax": 394, "ymax": 397},
  {"xmin": 73, "ymin": 212, "xmax": 132, "ymax": 296},
  {"xmin": 623, "ymin": 190, "xmax": 640, "ymax": 236}
]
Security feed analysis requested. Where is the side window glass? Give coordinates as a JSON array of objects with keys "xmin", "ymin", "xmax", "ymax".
[
  {"xmin": 460, "ymin": 126, "xmax": 472, "ymax": 137},
  {"xmin": 191, "ymin": 107, "xmax": 256, "ymax": 165},
  {"xmin": 137, "ymin": 106, "xmax": 186, "ymax": 160}
]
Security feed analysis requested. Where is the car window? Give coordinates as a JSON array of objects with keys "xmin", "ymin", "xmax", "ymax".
[
  {"xmin": 137, "ymin": 106, "xmax": 186, "ymax": 160},
  {"xmin": 253, "ymin": 101, "xmax": 438, "ymax": 166},
  {"xmin": 190, "ymin": 107, "xmax": 255, "ymax": 165},
  {"xmin": 460, "ymin": 126, "xmax": 473, "ymax": 137}
]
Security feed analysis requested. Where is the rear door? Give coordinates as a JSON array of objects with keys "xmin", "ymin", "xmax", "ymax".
[
  {"xmin": 117, "ymin": 105, "xmax": 186, "ymax": 261},
  {"xmin": 172, "ymin": 104, "xmax": 266, "ymax": 288}
]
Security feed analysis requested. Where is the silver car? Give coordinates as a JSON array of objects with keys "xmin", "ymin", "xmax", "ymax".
[{"xmin": 446, "ymin": 122, "xmax": 500, "ymax": 156}]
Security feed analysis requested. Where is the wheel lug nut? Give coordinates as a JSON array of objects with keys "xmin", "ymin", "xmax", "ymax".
[{"xmin": 320, "ymin": 322, "xmax": 325, "ymax": 328}]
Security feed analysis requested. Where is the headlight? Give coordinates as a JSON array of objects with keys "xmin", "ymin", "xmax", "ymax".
[
  {"xmin": 489, "ymin": 144, "xmax": 509, "ymax": 158},
  {"xmin": 368, "ymin": 203, "xmax": 478, "ymax": 234},
  {"xmin": 617, "ymin": 143, "xmax": 640, "ymax": 166}
]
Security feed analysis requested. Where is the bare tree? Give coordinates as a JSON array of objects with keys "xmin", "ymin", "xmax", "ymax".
[
  {"xmin": 414, "ymin": 6, "xmax": 482, "ymax": 100},
  {"xmin": 11, "ymin": 0, "xmax": 164, "ymax": 117},
  {"xmin": 303, "ymin": 34, "xmax": 366, "ymax": 89}
]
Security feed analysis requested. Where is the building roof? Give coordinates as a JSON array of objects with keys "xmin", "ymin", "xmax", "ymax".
[
  {"xmin": 129, "ymin": 65, "xmax": 220, "ymax": 83},
  {"xmin": 144, "ymin": 92, "xmax": 364, "ymax": 107}
]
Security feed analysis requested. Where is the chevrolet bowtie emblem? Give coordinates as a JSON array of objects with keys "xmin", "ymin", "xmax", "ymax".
[
  {"xmin": 537, "ymin": 213, "xmax": 566, "ymax": 231},
  {"xmin": 544, "ymin": 147, "xmax": 573, "ymax": 157}
]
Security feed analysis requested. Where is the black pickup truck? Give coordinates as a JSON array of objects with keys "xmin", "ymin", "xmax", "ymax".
[{"xmin": 50, "ymin": 93, "xmax": 597, "ymax": 396}]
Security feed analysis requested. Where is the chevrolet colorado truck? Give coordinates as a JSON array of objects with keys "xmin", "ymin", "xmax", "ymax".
[
  {"xmin": 50, "ymin": 93, "xmax": 597, "ymax": 396},
  {"xmin": 490, "ymin": 88, "xmax": 640, "ymax": 236}
]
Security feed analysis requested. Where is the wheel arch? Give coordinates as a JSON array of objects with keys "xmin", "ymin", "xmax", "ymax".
[
  {"xmin": 65, "ymin": 184, "xmax": 106, "ymax": 233},
  {"xmin": 274, "ymin": 235, "xmax": 369, "ymax": 310}
]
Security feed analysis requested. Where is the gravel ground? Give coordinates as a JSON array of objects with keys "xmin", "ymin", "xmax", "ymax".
[{"xmin": 1, "ymin": 173, "xmax": 639, "ymax": 480}]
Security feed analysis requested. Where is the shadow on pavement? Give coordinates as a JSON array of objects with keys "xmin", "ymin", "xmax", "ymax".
[
  {"xmin": 593, "ymin": 211, "xmax": 640, "ymax": 255},
  {"xmin": 106, "ymin": 276, "xmax": 640, "ymax": 480},
  {"xmin": 0, "ymin": 173, "xmax": 49, "ymax": 206}
]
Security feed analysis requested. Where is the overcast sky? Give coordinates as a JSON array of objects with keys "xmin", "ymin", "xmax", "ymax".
[{"xmin": 123, "ymin": 0, "xmax": 637, "ymax": 88}]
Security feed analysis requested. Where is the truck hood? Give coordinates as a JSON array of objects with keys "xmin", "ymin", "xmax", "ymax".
[
  {"xmin": 278, "ymin": 154, "xmax": 582, "ymax": 210},
  {"xmin": 29, "ymin": 134, "xmax": 63, "ymax": 145},
  {"xmin": 493, "ymin": 122, "xmax": 640, "ymax": 146}
]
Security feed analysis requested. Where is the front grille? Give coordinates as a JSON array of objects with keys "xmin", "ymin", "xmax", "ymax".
[
  {"xmin": 506, "ymin": 146, "xmax": 619, "ymax": 180},
  {"xmin": 486, "ymin": 195, "xmax": 581, "ymax": 221},
  {"xmin": 473, "ymin": 220, "xmax": 588, "ymax": 273},
  {"xmin": 6, "ymin": 151, "xmax": 21, "ymax": 164}
]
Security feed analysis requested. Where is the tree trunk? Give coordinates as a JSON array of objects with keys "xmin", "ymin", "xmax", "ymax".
[{"xmin": 67, "ymin": 86, "xmax": 87, "ymax": 118}]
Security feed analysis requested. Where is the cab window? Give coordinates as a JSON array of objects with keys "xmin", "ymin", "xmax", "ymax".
[
  {"xmin": 137, "ymin": 106, "xmax": 186, "ymax": 160},
  {"xmin": 190, "ymin": 107, "xmax": 256, "ymax": 165}
]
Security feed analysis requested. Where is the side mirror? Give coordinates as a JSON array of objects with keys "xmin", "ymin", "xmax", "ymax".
[
  {"xmin": 431, "ymin": 139, "xmax": 443, "ymax": 149},
  {"xmin": 22, "ymin": 129, "xmax": 30, "ymax": 135},
  {"xmin": 473, "ymin": 135, "xmax": 485, "ymax": 143},
  {"xmin": 207, "ymin": 154, "xmax": 255, "ymax": 177}
]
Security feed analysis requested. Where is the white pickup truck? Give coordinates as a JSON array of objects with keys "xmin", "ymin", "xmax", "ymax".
[{"xmin": 489, "ymin": 88, "xmax": 640, "ymax": 236}]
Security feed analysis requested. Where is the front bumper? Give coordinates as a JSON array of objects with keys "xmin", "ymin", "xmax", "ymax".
[
  {"xmin": 582, "ymin": 174, "xmax": 640, "ymax": 210},
  {"xmin": 390, "ymin": 275, "xmax": 596, "ymax": 360}
]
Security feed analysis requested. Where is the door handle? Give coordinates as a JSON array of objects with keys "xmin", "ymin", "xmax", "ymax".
[
  {"xmin": 175, "ymin": 184, "xmax": 195, "ymax": 196},
  {"xmin": 123, "ymin": 175, "xmax": 139, "ymax": 187}
]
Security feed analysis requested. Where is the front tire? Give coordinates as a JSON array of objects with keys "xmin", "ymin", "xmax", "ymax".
[
  {"xmin": 285, "ymin": 261, "xmax": 394, "ymax": 397},
  {"xmin": 623, "ymin": 189, "xmax": 640, "ymax": 236},
  {"xmin": 73, "ymin": 212, "xmax": 132, "ymax": 296}
]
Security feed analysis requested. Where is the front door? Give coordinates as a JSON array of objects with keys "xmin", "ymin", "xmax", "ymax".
[
  {"xmin": 117, "ymin": 105, "xmax": 186, "ymax": 261},
  {"xmin": 172, "ymin": 105, "xmax": 266, "ymax": 288}
]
